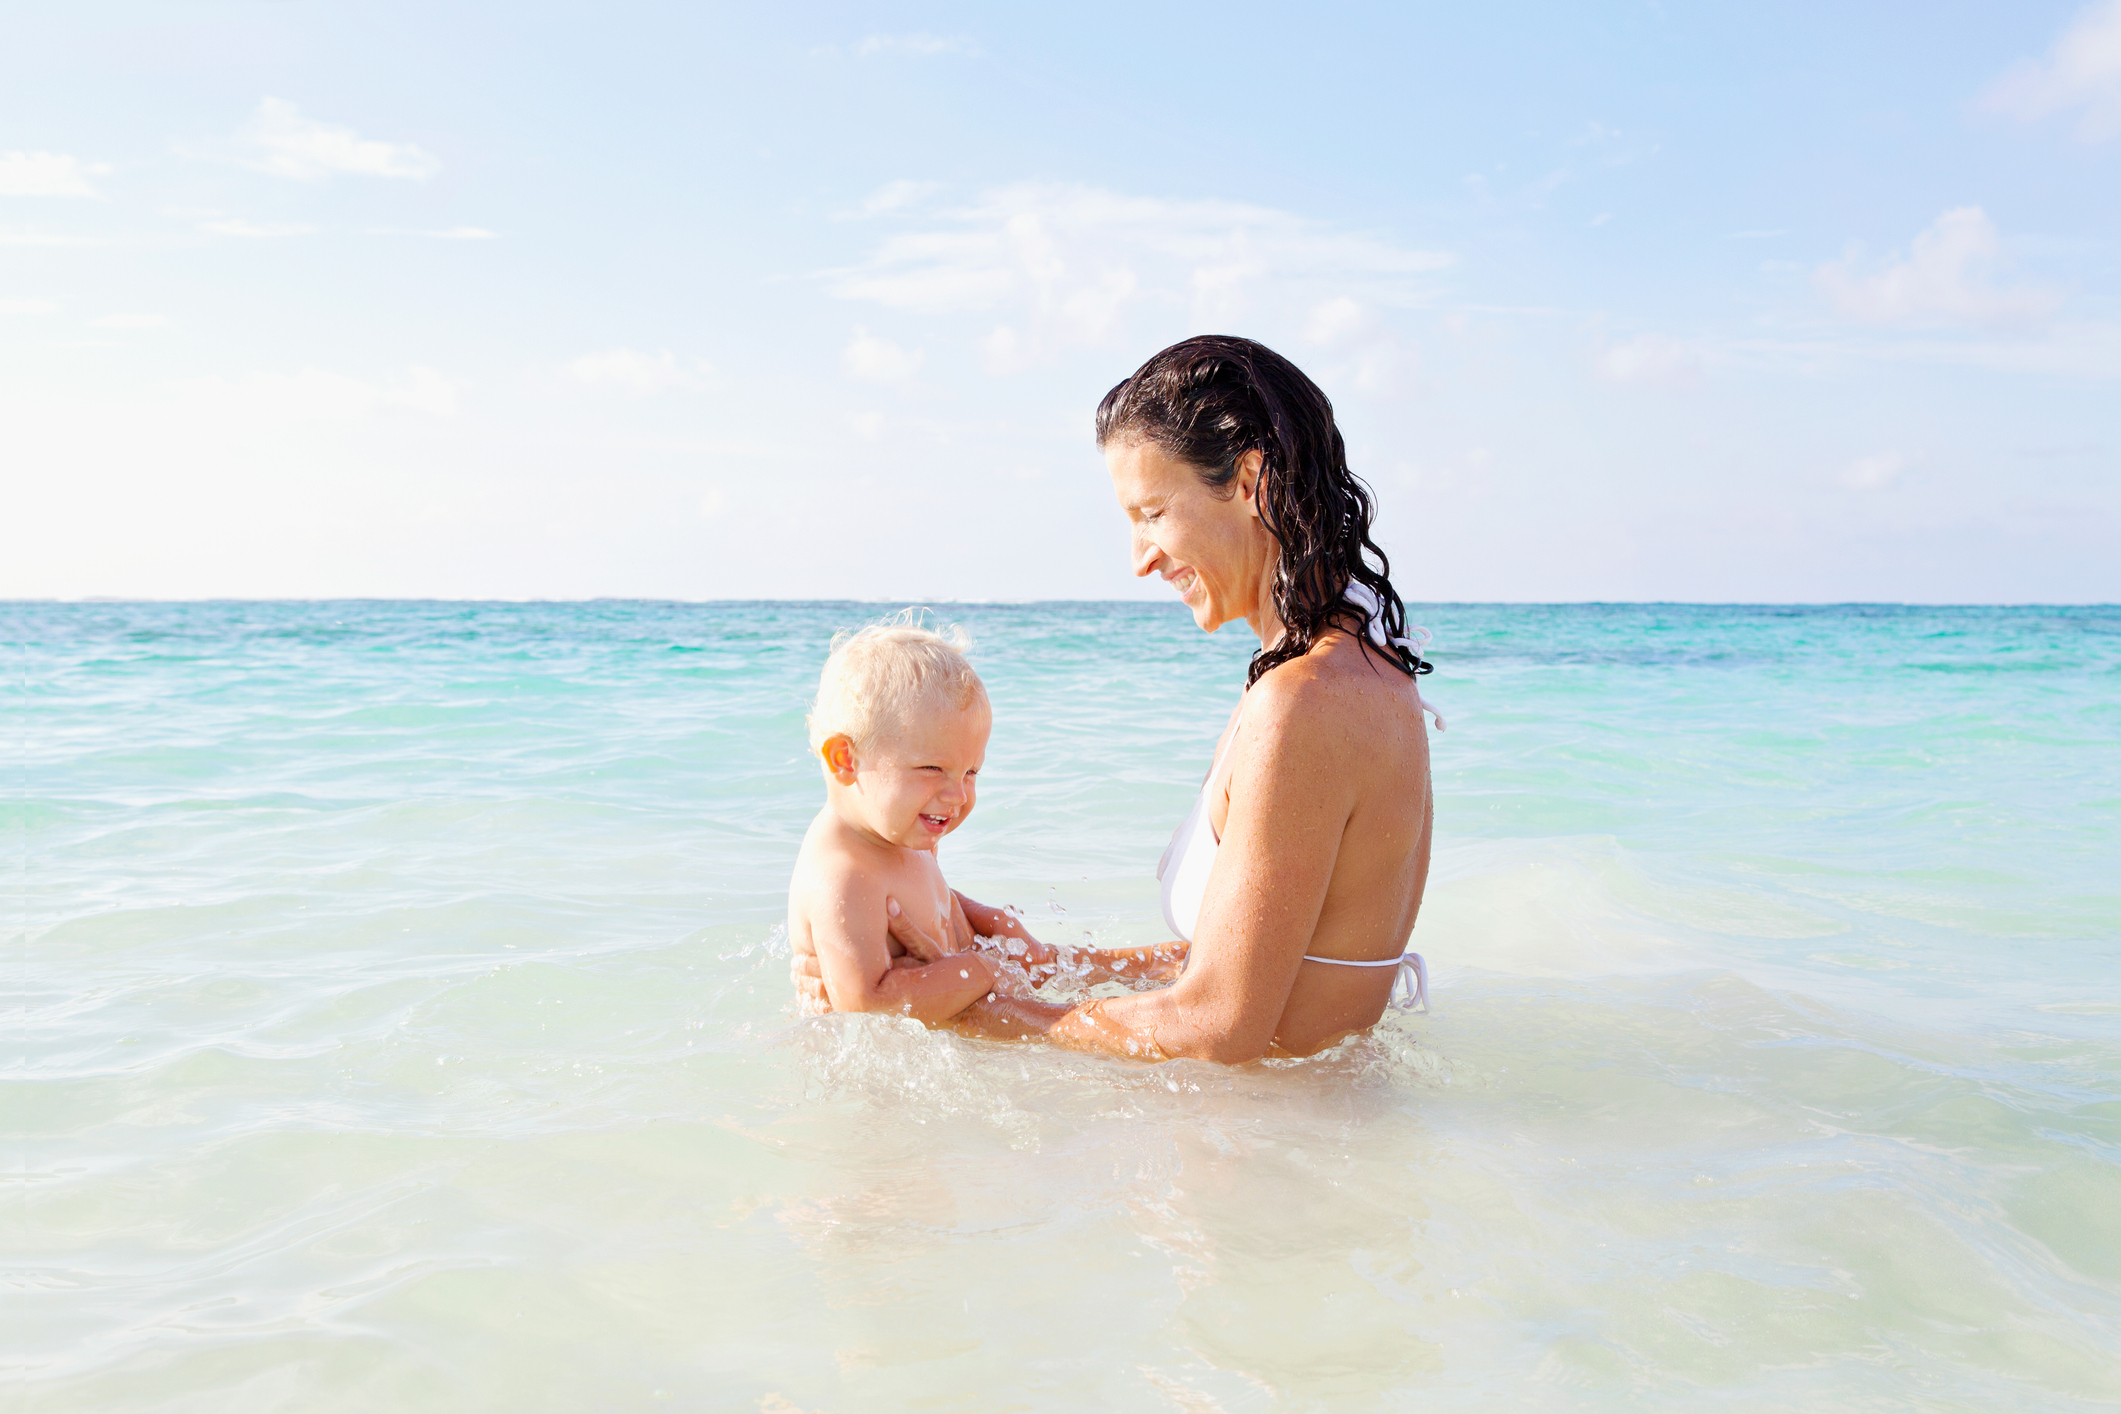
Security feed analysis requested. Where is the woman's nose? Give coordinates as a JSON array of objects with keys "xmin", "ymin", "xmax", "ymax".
[{"xmin": 1131, "ymin": 530, "xmax": 1160, "ymax": 578}]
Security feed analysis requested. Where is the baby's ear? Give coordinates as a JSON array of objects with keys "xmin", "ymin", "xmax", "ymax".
[{"xmin": 819, "ymin": 734, "xmax": 859, "ymax": 782}]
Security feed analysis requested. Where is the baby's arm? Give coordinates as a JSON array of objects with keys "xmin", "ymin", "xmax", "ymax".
[
  {"xmin": 806, "ymin": 869, "xmax": 997, "ymax": 1023},
  {"xmin": 952, "ymin": 891, "xmax": 1045, "ymax": 951},
  {"xmin": 951, "ymin": 890, "xmax": 1184, "ymax": 985},
  {"xmin": 952, "ymin": 890, "xmax": 1059, "ymax": 978},
  {"xmin": 1065, "ymin": 944, "xmax": 1187, "ymax": 985}
]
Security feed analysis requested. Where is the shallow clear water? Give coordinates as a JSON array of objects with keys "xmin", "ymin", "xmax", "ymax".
[{"xmin": 9, "ymin": 599, "xmax": 2121, "ymax": 1411}]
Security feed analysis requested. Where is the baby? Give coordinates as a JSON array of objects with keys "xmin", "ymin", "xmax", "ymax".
[{"xmin": 787, "ymin": 619, "xmax": 1045, "ymax": 1020}]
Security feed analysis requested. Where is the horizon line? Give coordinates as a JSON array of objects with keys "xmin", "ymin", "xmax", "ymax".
[{"xmin": 7, "ymin": 596, "xmax": 2116, "ymax": 610}]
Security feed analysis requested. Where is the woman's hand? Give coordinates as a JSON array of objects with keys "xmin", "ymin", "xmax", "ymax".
[
  {"xmin": 883, "ymin": 895, "xmax": 954, "ymax": 963},
  {"xmin": 790, "ymin": 947, "xmax": 830, "ymax": 1012}
]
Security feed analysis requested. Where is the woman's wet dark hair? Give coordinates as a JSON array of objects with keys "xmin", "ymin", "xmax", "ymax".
[{"xmin": 1095, "ymin": 334, "xmax": 1424, "ymax": 689}]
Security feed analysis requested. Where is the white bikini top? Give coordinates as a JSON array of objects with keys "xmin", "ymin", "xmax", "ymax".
[{"xmin": 1154, "ymin": 589, "xmax": 1436, "ymax": 1013}]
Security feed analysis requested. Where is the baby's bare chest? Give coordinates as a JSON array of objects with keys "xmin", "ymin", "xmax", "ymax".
[{"xmin": 881, "ymin": 855, "xmax": 953, "ymax": 953}]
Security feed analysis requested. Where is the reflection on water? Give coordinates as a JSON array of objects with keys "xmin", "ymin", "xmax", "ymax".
[{"xmin": 12, "ymin": 600, "xmax": 2121, "ymax": 1410}]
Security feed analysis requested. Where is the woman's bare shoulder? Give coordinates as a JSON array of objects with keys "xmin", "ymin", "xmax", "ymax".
[
  {"xmin": 1246, "ymin": 633, "xmax": 1414, "ymax": 731},
  {"xmin": 1237, "ymin": 662, "xmax": 1383, "ymax": 783}
]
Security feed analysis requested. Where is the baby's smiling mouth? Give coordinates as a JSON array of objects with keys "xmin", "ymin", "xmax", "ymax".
[{"xmin": 919, "ymin": 812, "xmax": 951, "ymax": 831}]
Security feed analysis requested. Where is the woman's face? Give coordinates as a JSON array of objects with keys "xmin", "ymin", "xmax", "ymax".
[{"xmin": 1106, "ymin": 437, "xmax": 1276, "ymax": 636}]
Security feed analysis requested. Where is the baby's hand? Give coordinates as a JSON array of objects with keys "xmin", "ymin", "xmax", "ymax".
[{"xmin": 980, "ymin": 934, "xmax": 1059, "ymax": 984}]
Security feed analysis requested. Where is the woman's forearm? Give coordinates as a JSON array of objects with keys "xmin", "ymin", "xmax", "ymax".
[
  {"xmin": 951, "ymin": 988, "xmax": 1190, "ymax": 1062},
  {"xmin": 949, "ymin": 992, "xmax": 1071, "ymax": 1042}
]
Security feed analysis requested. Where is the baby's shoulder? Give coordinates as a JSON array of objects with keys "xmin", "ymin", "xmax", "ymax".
[
  {"xmin": 792, "ymin": 837, "xmax": 873, "ymax": 898},
  {"xmin": 789, "ymin": 814, "xmax": 868, "ymax": 896}
]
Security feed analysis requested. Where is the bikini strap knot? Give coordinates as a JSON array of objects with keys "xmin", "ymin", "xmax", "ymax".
[{"xmin": 1343, "ymin": 584, "xmax": 1446, "ymax": 732}]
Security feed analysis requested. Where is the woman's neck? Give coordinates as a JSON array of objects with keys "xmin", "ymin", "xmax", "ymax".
[{"xmin": 1242, "ymin": 543, "xmax": 1286, "ymax": 651}]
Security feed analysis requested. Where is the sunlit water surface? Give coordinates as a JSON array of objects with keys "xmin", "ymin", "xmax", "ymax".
[{"xmin": 10, "ymin": 600, "xmax": 2121, "ymax": 1411}]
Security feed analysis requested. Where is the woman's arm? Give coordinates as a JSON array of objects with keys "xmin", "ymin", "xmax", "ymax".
[
  {"xmin": 792, "ymin": 915, "xmax": 1183, "ymax": 1010},
  {"xmin": 908, "ymin": 678, "xmax": 1360, "ymax": 1062}
]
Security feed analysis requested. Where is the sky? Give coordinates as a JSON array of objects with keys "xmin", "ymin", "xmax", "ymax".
[{"xmin": 4, "ymin": 1, "xmax": 2118, "ymax": 603}]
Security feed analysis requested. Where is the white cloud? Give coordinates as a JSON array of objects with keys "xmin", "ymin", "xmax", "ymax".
[
  {"xmin": 1981, "ymin": 0, "xmax": 2121, "ymax": 141},
  {"xmin": 0, "ymin": 227, "xmax": 114, "ymax": 248},
  {"xmin": 1729, "ymin": 322, "xmax": 2121, "ymax": 381},
  {"xmin": 0, "ymin": 298, "xmax": 60, "ymax": 315},
  {"xmin": 199, "ymin": 219, "xmax": 316, "ymax": 238},
  {"xmin": 1303, "ymin": 296, "xmax": 1378, "ymax": 346},
  {"xmin": 842, "ymin": 327, "xmax": 924, "ymax": 382},
  {"xmin": 1816, "ymin": 207, "xmax": 2058, "ymax": 327},
  {"xmin": 372, "ymin": 225, "xmax": 500, "ymax": 240},
  {"xmin": 1594, "ymin": 333, "xmax": 1704, "ymax": 386},
  {"xmin": 0, "ymin": 151, "xmax": 111, "ymax": 197},
  {"xmin": 567, "ymin": 347, "xmax": 712, "ymax": 395},
  {"xmin": 168, "ymin": 366, "xmax": 458, "ymax": 421},
  {"xmin": 842, "ymin": 180, "xmax": 941, "ymax": 220},
  {"xmin": 1299, "ymin": 297, "xmax": 1420, "ymax": 393},
  {"xmin": 857, "ymin": 34, "xmax": 979, "ymax": 58},
  {"xmin": 977, "ymin": 324, "xmax": 1022, "ymax": 375},
  {"xmin": 92, "ymin": 313, "xmax": 170, "ymax": 329},
  {"xmin": 1842, "ymin": 451, "xmax": 1911, "ymax": 491},
  {"xmin": 235, "ymin": 98, "xmax": 441, "ymax": 180},
  {"xmin": 828, "ymin": 182, "xmax": 1452, "ymax": 371}
]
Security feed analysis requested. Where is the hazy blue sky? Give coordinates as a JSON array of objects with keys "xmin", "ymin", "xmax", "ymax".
[{"xmin": 6, "ymin": 1, "xmax": 2118, "ymax": 602}]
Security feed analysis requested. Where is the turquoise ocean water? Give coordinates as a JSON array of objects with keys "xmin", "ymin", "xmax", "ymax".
[{"xmin": 10, "ymin": 599, "xmax": 2121, "ymax": 1410}]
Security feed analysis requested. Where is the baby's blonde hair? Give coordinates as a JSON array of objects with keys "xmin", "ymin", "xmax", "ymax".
[{"xmin": 806, "ymin": 613, "xmax": 989, "ymax": 754}]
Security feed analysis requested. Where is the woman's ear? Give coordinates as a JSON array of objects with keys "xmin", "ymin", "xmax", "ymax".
[
  {"xmin": 819, "ymin": 734, "xmax": 859, "ymax": 783},
  {"xmin": 1235, "ymin": 449, "xmax": 1266, "ymax": 518}
]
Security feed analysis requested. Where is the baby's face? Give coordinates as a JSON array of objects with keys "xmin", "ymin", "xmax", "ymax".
[{"xmin": 844, "ymin": 704, "xmax": 990, "ymax": 851}]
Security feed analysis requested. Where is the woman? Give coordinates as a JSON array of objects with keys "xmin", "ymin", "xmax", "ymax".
[{"xmin": 798, "ymin": 335, "xmax": 1437, "ymax": 1062}]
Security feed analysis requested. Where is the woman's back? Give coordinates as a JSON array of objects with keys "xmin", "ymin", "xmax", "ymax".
[{"xmin": 1205, "ymin": 628, "xmax": 1433, "ymax": 1055}]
